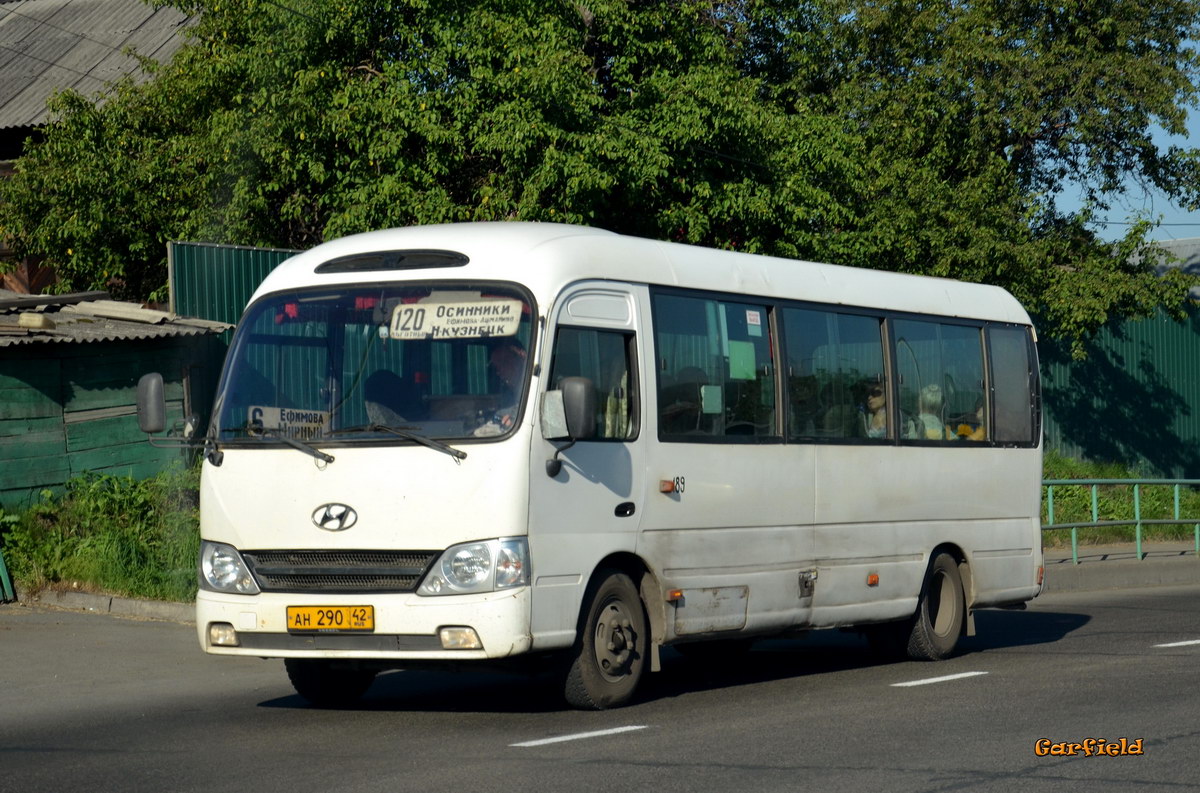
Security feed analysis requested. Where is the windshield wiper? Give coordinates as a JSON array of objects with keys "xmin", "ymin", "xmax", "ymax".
[
  {"xmin": 245, "ymin": 424, "xmax": 335, "ymax": 463},
  {"xmin": 330, "ymin": 423, "xmax": 467, "ymax": 461}
]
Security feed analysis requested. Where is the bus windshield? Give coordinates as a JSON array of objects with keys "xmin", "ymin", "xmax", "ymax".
[{"xmin": 213, "ymin": 283, "xmax": 534, "ymax": 445}]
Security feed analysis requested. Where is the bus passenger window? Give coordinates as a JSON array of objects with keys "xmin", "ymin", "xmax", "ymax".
[
  {"xmin": 653, "ymin": 292, "xmax": 776, "ymax": 441},
  {"xmin": 547, "ymin": 327, "xmax": 636, "ymax": 440},
  {"xmin": 783, "ymin": 308, "xmax": 886, "ymax": 441},
  {"xmin": 988, "ymin": 326, "xmax": 1036, "ymax": 444},
  {"xmin": 894, "ymin": 319, "xmax": 985, "ymax": 443}
]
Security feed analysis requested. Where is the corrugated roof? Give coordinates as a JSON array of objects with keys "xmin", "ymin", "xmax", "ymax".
[
  {"xmin": 0, "ymin": 288, "xmax": 231, "ymax": 346},
  {"xmin": 1144, "ymin": 237, "xmax": 1200, "ymax": 299},
  {"xmin": 0, "ymin": 0, "xmax": 194, "ymax": 130}
]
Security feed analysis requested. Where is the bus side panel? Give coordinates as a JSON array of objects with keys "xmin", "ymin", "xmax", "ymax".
[{"xmin": 811, "ymin": 445, "xmax": 1043, "ymax": 617}]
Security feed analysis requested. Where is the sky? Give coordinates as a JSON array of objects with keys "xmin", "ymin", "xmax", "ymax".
[{"xmin": 1056, "ymin": 114, "xmax": 1200, "ymax": 243}]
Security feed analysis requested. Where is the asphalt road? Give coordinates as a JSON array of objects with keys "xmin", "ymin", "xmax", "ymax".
[{"xmin": 3, "ymin": 586, "xmax": 1200, "ymax": 793}]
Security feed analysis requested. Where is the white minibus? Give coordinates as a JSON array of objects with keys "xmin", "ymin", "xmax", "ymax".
[{"xmin": 139, "ymin": 222, "xmax": 1043, "ymax": 709}]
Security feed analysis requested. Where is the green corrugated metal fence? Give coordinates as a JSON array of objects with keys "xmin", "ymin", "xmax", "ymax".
[
  {"xmin": 167, "ymin": 242, "xmax": 301, "ymax": 436},
  {"xmin": 1040, "ymin": 305, "xmax": 1200, "ymax": 478},
  {"xmin": 168, "ymin": 242, "xmax": 299, "ymax": 329}
]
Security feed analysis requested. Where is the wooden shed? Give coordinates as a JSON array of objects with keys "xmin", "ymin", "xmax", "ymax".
[{"xmin": 0, "ymin": 290, "xmax": 229, "ymax": 508}]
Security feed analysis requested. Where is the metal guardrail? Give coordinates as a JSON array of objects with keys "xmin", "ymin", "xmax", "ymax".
[
  {"xmin": 0, "ymin": 547, "xmax": 14, "ymax": 602},
  {"xmin": 0, "ymin": 511, "xmax": 16, "ymax": 601},
  {"xmin": 1043, "ymin": 478, "xmax": 1200, "ymax": 565}
]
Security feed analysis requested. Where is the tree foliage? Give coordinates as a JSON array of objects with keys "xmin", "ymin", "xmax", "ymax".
[{"xmin": 1, "ymin": 0, "xmax": 1198, "ymax": 350}]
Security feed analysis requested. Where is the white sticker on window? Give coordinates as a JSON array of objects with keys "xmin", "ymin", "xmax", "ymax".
[
  {"xmin": 248, "ymin": 406, "xmax": 329, "ymax": 441},
  {"xmin": 746, "ymin": 309, "xmax": 763, "ymax": 337},
  {"xmin": 389, "ymin": 297, "xmax": 522, "ymax": 340}
]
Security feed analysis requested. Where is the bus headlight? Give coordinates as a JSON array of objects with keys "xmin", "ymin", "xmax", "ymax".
[
  {"xmin": 199, "ymin": 541, "xmax": 260, "ymax": 594},
  {"xmin": 418, "ymin": 538, "xmax": 529, "ymax": 596},
  {"xmin": 448, "ymin": 543, "xmax": 492, "ymax": 588}
]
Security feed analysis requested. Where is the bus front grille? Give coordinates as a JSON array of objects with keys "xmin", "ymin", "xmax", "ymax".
[{"xmin": 243, "ymin": 550, "xmax": 439, "ymax": 593}]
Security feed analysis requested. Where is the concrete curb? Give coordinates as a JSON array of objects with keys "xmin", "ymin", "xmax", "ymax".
[
  {"xmin": 1042, "ymin": 543, "xmax": 1200, "ymax": 594},
  {"xmin": 19, "ymin": 589, "xmax": 194, "ymax": 624}
]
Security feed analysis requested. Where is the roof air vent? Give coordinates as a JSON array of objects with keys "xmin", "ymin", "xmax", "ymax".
[{"xmin": 314, "ymin": 249, "xmax": 469, "ymax": 274}]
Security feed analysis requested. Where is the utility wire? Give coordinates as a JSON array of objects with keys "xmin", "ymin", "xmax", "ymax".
[{"xmin": 1091, "ymin": 220, "xmax": 1200, "ymax": 226}]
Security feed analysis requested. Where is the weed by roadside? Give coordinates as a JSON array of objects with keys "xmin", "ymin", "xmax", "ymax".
[{"xmin": 0, "ymin": 464, "xmax": 199, "ymax": 602}]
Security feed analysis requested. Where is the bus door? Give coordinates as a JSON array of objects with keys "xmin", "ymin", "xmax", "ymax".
[
  {"xmin": 638, "ymin": 290, "xmax": 817, "ymax": 641},
  {"xmin": 526, "ymin": 284, "xmax": 647, "ymax": 650}
]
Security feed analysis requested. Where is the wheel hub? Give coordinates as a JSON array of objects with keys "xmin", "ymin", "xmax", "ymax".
[{"xmin": 595, "ymin": 602, "xmax": 636, "ymax": 680}]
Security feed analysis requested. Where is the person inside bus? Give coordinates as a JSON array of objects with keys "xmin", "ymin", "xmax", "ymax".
[
  {"xmin": 474, "ymin": 337, "xmax": 527, "ymax": 436},
  {"xmin": 861, "ymin": 383, "xmax": 888, "ymax": 439},
  {"xmin": 915, "ymin": 383, "xmax": 954, "ymax": 440}
]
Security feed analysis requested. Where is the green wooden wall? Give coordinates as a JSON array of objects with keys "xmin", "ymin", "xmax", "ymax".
[{"xmin": 0, "ymin": 337, "xmax": 221, "ymax": 509}]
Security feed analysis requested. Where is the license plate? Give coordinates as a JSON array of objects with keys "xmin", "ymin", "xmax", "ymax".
[{"xmin": 286, "ymin": 605, "xmax": 374, "ymax": 633}]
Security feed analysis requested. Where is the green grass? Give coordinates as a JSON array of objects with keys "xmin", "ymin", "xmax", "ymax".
[{"xmin": 0, "ymin": 463, "xmax": 199, "ymax": 602}]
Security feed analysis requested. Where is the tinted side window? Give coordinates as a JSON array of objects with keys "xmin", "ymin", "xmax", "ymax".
[
  {"xmin": 783, "ymin": 308, "xmax": 887, "ymax": 440},
  {"xmin": 654, "ymin": 293, "xmax": 777, "ymax": 440},
  {"xmin": 548, "ymin": 327, "xmax": 636, "ymax": 440},
  {"xmin": 988, "ymin": 326, "xmax": 1036, "ymax": 444}
]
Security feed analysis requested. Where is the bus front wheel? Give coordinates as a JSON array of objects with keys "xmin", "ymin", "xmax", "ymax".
[
  {"xmin": 564, "ymin": 570, "xmax": 648, "ymax": 710},
  {"xmin": 285, "ymin": 659, "xmax": 377, "ymax": 707},
  {"xmin": 906, "ymin": 552, "xmax": 965, "ymax": 661}
]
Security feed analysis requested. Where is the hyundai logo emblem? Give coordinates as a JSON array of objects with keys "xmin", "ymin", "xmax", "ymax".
[{"xmin": 312, "ymin": 503, "xmax": 358, "ymax": 531}]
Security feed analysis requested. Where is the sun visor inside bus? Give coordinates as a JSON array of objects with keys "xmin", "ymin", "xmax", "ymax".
[{"xmin": 314, "ymin": 249, "xmax": 469, "ymax": 273}]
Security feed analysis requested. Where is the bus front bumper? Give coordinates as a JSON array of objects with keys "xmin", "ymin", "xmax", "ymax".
[{"xmin": 195, "ymin": 587, "xmax": 533, "ymax": 661}]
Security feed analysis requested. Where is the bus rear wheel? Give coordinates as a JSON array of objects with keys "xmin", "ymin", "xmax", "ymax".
[
  {"xmin": 906, "ymin": 552, "xmax": 965, "ymax": 661},
  {"xmin": 564, "ymin": 570, "xmax": 648, "ymax": 710},
  {"xmin": 285, "ymin": 659, "xmax": 377, "ymax": 707}
]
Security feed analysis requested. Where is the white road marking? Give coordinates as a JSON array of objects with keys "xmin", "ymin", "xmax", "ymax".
[
  {"xmin": 891, "ymin": 671, "xmax": 989, "ymax": 687},
  {"xmin": 1154, "ymin": 639, "xmax": 1200, "ymax": 648},
  {"xmin": 510, "ymin": 725, "xmax": 648, "ymax": 748}
]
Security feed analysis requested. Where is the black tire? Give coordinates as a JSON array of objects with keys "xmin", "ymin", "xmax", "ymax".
[
  {"xmin": 564, "ymin": 570, "xmax": 649, "ymax": 710},
  {"xmin": 905, "ymin": 552, "xmax": 965, "ymax": 661},
  {"xmin": 284, "ymin": 659, "xmax": 377, "ymax": 707}
]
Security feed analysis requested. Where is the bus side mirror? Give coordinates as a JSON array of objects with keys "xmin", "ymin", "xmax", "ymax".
[
  {"xmin": 542, "ymin": 376, "xmax": 596, "ymax": 477},
  {"xmin": 560, "ymin": 376, "xmax": 596, "ymax": 441},
  {"xmin": 137, "ymin": 373, "xmax": 166, "ymax": 434},
  {"xmin": 541, "ymin": 377, "xmax": 596, "ymax": 441}
]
